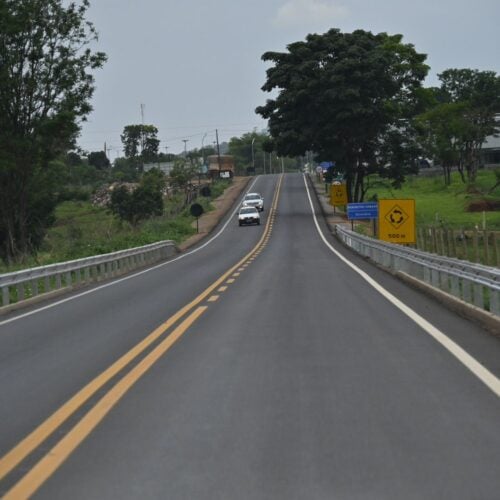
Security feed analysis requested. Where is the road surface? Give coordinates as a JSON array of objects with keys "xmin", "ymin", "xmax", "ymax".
[{"xmin": 1, "ymin": 173, "xmax": 499, "ymax": 499}]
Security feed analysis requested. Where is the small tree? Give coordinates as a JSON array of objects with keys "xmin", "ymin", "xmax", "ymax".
[
  {"xmin": 88, "ymin": 151, "xmax": 111, "ymax": 169},
  {"xmin": 109, "ymin": 183, "xmax": 163, "ymax": 226}
]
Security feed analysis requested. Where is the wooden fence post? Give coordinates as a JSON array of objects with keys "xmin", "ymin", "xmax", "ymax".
[
  {"xmin": 483, "ymin": 230, "xmax": 490, "ymax": 266},
  {"xmin": 473, "ymin": 228, "xmax": 479, "ymax": 263}
]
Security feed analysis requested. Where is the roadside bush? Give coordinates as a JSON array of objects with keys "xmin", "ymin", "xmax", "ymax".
[{"xmin": 109, "ymin": 185, "xmax": 163, "ymax": 226}]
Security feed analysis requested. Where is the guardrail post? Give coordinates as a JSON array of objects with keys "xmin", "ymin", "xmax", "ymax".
[
  {"xmin": 440, "ymin": 271, "xmax": 449, "ymax": 292},
  {"xmin": 55, "ymin": 273, "xmax": 62, "ymax": 289},
  {"xmin": 490, "ymin": 290, "xmax": 500, "ymax": 316},
  {"xmin": 2, "ymin": 286, "xmax": 9, "ymax": 306},
  {"xmin": 473, "ymin": 283, "xmax": 484, "ymax": 309},
  {"xmin": 431, "ymin": 268, "xmax": 439, "ymax": 288},
  {"xmin": 31, "ymin": 279, "xmax": 39, "ymax": 297},
  {"xmin": 450, "ymin": 275, "xmax": 460, "ymax": 298},
  {"xmin": 463, "ymin": 279, "xmax": 472, "ymax": 304}
]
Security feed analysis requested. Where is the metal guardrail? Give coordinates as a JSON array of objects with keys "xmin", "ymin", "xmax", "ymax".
[
  {"xmin": 336, "ymin": 226, "xmax": 500, "ymax": 317},
  {"xmin": 0, "ymin": 241, "xmax": 177, "ymax": 308}
]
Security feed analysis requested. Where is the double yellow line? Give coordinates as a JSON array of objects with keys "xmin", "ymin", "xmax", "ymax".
[{"xmin": 0, "ymin": 174, "xmax": 283, "ymax": 499}]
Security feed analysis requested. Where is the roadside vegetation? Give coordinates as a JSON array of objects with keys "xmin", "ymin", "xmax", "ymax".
[
  {"xmin": 364, "ymin": 169, "xmax": 500, "ymax": 229},
  {"xmin": 0, "ymin": 180, "xmax": 230, "ymax": 274},
  {"xmin": 1, "ymin": 2, "xmax": 498, "ymax": 272}
]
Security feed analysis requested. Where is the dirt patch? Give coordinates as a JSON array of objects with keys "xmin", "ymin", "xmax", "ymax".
[{"xmin": 467, "ymin": 199, "xmax": 500, "ymax": 212}]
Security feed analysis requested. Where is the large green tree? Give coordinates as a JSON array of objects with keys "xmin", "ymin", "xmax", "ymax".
[
  {"xmin": 438, "ymin": 69, "xmax": 500, "ymax": 183},
  {"xmin": 0, "ymin": 0, "xmax": 106, "ymax": 262},
  {"xmin": 256, "ymin": 28, "xmax": 428, "ymax": 201}
]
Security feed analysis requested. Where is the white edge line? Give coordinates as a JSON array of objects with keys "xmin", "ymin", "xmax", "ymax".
[
  {"xmin": 0, "ymin": 177, "xmax": 260, "ymax": 327},
  {"xmin": 303, "ymin": 174, "xmax": 500, "ymax": 398}
]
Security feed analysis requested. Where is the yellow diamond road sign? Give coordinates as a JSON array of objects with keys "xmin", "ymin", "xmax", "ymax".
[
  {"xmin": 384, "ymin": 204, "xmax": 409, "ymax": 229},
  {"xmin": 378, "ymin": 199, "xmax": 416, "ymax": 244},
  {"xmin": 330, "ymin": 184, "xmax": 348, "ymax": 206}
]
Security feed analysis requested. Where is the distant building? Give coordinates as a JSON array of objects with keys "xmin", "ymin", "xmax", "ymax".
[
  {"xmin": 482, "ymin": 115, "xmax": 500, "ymax": 165},
  {"xmin": 143, "ymin": 162, "xmax": 175, "ymax": 175}
]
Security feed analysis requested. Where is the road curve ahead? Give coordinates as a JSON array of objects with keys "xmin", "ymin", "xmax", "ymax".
[{"xmin": 1, "ymin": 173, "xmax": 499, "ymax": 499}]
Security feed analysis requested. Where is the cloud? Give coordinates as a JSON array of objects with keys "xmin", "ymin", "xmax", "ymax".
[{"xmin": 274, "ymin": 0, "xmax": 348, "ymax": 28}]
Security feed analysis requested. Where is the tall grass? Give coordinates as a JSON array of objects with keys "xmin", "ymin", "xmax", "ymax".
[{"xmin": 0, "ymin": 180, "xmax": 231, "ymax": 273}]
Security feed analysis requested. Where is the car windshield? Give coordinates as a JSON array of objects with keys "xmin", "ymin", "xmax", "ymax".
[
  {"xmin": 240, "ymin": 207, "xmax": 258, "ymax": 214},
  {"xmin": 245, "ymin": 194, "xmax": 261, "ymax": 200}
]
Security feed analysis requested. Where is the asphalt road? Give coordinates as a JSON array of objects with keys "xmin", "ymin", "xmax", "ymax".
[{"xmin": 0, "ymin": 173, "xmax": 499, "ymax": 499}]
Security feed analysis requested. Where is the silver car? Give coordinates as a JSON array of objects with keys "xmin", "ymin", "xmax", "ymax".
[
  {"xmin": 238, "ymin": 206, "xmax": 260, "ymax": 226},
  {"xmin": 242, "ymin": 192, "xmax": 264, "ymax": 211}
]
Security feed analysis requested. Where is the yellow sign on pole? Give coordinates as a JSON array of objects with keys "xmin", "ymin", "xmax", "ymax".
[
  {"xmin": 378, "ymin": 199, "xmax": 416, "ymax": 244},
  {"xmin": 330, "ymin": 183, "xmax": 348, "ymax": 206}
]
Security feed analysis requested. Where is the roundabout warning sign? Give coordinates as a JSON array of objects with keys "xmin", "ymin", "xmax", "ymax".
[
  {"xmin": 384, "ymin": 204, "xmax": 409, "ymax": 229},
  {"xmin": 378, "ymin": 199, "xmax": 415, "ymax": 244}
]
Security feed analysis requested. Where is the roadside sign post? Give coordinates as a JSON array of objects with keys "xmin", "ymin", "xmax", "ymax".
[
  {"xmin": 330, "ymin": 183, "xmax": 348, "ymax": 209},
  {"xmin": 190, "ymin": 203, "xmax": 204, "ymax": 233},
  {"xmin": 347, "ymin": 202, "xmax": 379, "ymax": 231},
  {"xmin": 378, "ymin": 199, "xmax": 416, "ymax": 244}
]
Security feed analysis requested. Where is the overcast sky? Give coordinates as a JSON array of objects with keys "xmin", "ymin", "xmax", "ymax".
[{"xmin": 79, "ymin": 0, "xmax": 500, "ymax": 156}]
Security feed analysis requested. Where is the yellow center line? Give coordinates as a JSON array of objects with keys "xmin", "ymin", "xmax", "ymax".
[
  {"xmin": 0, "ymin": 173, "xmax": 284, "ymax": 492},
  {"xmin": 3, "ymin": 307, "xmax": 208, "ymax": 500}
]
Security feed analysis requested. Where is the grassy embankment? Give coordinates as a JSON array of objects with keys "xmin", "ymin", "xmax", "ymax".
[
  {"xmin": 364, "ymin": 169, "xmax": 500, "ymax": 230},
  {"xmin": 0, "ymin": 180, "xmax": 230, "ymax": 273}
]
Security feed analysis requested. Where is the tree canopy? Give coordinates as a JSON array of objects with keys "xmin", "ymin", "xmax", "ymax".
[
  {"xmin": 417, "ymin": 69, "xmax": 500, "ymax": 183},
  {"xmin": 120, "ymin": 124, "xmax": 160, "ymax": 162},
  {"xmin": 0, "ymin": 0, "xmax": 106, "ymax": 262},
  {"xmin": 256, "ymin": 28, "xmax": 429, "ymax": 201}
]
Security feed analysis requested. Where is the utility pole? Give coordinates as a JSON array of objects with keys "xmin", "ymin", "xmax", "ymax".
[
  {"xmin": 182, "ymin": 139, "xmax": 189, "ymax": 155},
  {"xmin": 215, "ymin": 128, "xmax": 222, "ymax": 177},
  {"xmin": 140, "ymin": 103, "xmax": 145, "ymax": 154},
  {"xmin": 201, "ymin": 132, "xmax": 207, "ymax": 166},
  {"xmin": 251, "ymin": 137, "xmax": 255, "ymax": 175}
]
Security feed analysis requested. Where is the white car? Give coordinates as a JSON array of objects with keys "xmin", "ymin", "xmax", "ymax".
[
  {"xmin": 242, "ymin": 192, "xmax": 264, "ymax": 211},
  {"xmin": 238, "ymin": 206, "xmax": 260, "ymax": 226}
]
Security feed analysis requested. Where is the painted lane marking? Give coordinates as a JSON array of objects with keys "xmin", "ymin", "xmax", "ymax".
[
  {"xmin": 303, "ymin": 175, "xmax": 500, "ymax": 398},
  {"xmin": 0, "ymin": 174, "xmax": 284, "ymax": 485},
  {"xmin": 226, "ymin": 279, "xmax": 235, "ymax": 284},
  {"xmin": 0, "ymin": 176, "xmax": 262, "ymax": 328},
  {"xmin": 207, "ymin": 295, "xmax": 219, "ymax": 302},
  {"xmin": 3, "ymin": 307, "xmax": 208, "ymax": 500},
  {"xmin": 217, "ymin": 286, "xmax": 228, "ymax": 292}
]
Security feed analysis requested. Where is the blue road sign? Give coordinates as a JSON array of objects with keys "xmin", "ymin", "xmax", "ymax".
[{"xmin": 347, "ymin": 202, "xmax": 378, "ymax": 220}]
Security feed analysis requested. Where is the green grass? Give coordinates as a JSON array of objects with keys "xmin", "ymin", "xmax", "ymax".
[
  {"xmin": 365, "ymin": 169, "xmax": 500, "ymax": 229},
  {"xmin": 0, "ymin": 180, "xmax": 232, "ymax": 273}
]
